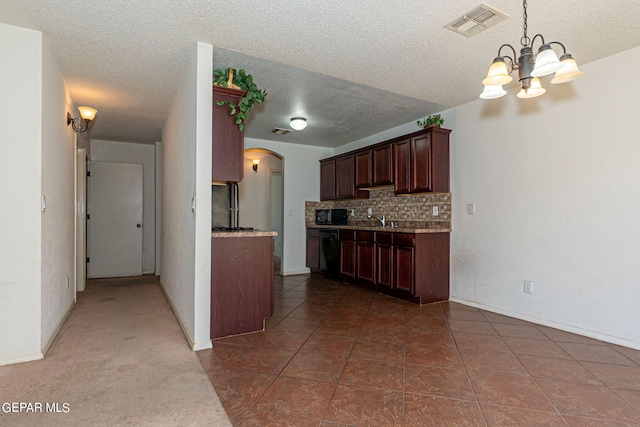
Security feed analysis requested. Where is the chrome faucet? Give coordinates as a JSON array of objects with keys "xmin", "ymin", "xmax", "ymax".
[{"xmin": 368, "ymin": 213, "xmax": 385, "ymax": 227}]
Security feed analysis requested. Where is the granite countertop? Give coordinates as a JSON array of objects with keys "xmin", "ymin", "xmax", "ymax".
[
  {"xmin": 211, "ymin": 229, "xmax": 278, "ymax": 238},
  {"xmin": 306, "ymin": 223, "xmax": 451, "ymax": 233}
]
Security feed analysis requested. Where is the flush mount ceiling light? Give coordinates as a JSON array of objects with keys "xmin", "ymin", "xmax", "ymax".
[
  {"xmin": 67, "ymin": 106, "xmax": 98, "ymax": 132},
  {"xmin": 480, "ymin": 0, "xmax": 584, "ymax": 100},
  {"xmin": 290, "ymin": 117, "xmax": 307, "ymax": 131}
]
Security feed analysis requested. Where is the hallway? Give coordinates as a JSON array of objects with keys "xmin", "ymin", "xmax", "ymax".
[
  {"xmin": 0, "ymin": 275, "xmax": 230, "ymax": 426},
  {"xmin": 199, "ymin": 274, "xmax": 640, "ymax": 426}
]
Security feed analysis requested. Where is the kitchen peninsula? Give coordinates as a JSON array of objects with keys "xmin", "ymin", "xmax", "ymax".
[{"xmin": 210, "ymin": 229, "xmax": 276, "ymax": 339}]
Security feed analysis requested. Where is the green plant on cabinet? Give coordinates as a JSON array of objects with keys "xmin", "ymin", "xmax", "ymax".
[
  {"xmin": 213, "ymin": 68, "xmax": 267, "ymax": 132},
  {"xmin": 416, "ymin": 114, "xmax": 444, "ymax": 128}
]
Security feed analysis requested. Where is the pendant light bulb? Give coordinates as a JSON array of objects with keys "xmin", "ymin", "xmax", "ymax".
[
  {"xmin": 550, "ymin": 54, "xmax": 584, "ymax": 84},
  {"xmin": 531, "ymin": 45, "xmax": 562, "ymax": 77},
  {"xmin": 290, "ymin": 117, "xmax": 307, "ymax": 131},
  {"xmin": 517, "ymin": 77, "xmax": 546, "ymax": 98},
  {"xmin": 479, "ymin": 84, "xmax": 507, "ymax": 99},
  {"xmin": 482, "ymin": 58, "xmax": 512, "ymax": 86}
]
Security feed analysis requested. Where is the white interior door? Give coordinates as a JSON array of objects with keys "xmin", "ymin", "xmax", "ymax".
[
  {"xmin": 88, "ymin": 161, "xmax": 143, "ymax": 278},
  {"xmin": 75, "ymin": 147, "xmax": 87, "ymax": 291}
]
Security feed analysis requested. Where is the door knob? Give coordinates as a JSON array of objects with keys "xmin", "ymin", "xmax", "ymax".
[{"xmin": 137, "ymin": 224, "xmax": 141, "ymax": 228}]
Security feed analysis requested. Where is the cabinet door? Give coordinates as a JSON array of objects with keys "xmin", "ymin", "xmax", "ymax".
[
  {"xmin": 376, "ymin": 243, "xmax": 393, "ymax": 288},
  {"xmin": 335, "ymin": 155, "xmax": 355, "ymax": 199},
  {"xmin": 320, "ymin": 160, "xmax": 336, "ymax": 201},
  {"xmin": 410, "ymin": 134, "xmax": 433, "ymax": 193},
  {"xmin": 356, "ymin": 241, "xmax": 375, "ymax": 283},
  {"xmin": 355, "ymin": 150, "xmax": 372, "ymax": 188},
  {"xmin": 393, "ymin": 245, "xmax": 415, "ymax": 292},
  {"xmin": 212, "ymin": 86, "xmax": 245, "ymax": 182},
  {"xmin": 431, "ymin": 130, "xmax": 450, "ymax": 193},
  {"xmin": 393, "ymin": 139, "xmax": 411, "ymax": 194},
  {"xmin": 340, "ymin": 239, "xmax": 356, "ymax": 279},
  {"xmin": 306, "ymin": 237, "xmax": 320, "ymax": 270},
  {"xmin": 373, "ymin": 144, "xmax": 393, "ymax": 186}
]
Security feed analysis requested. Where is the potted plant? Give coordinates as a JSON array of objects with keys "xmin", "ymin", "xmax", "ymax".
[
  {"xmin": 213, "ymin": 68, "xmax": 267, "ymax": 132},
  {"xmin": 417, "ymin": 114, "xmax": 444, "ymax": 128}
]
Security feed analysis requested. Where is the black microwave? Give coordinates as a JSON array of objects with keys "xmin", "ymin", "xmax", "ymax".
[{"xmin": 315, "ymin": 208, "xmax": 348, "ymax": 225}]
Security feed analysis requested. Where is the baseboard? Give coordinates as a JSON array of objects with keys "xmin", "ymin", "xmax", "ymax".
[
  {"xmin": 0, "ymin": 352, "xmax": 43, "ymax": 367},
  {"xmin": 449, "ymin": 296, "xmax": 640, "ymax": 351},
  {"xmin": 41, "ymin": 299, "xmax": 76, "ymax": 358},
  {"xmin": 157, "ymin": 281, "xmax": 211, "ymax": 351},
  {"xmin": 281, "ymin": 268, "xmax": 311, "ymax": 276},
  {"xmin": 193, "ymin": 340, "xmax": 213, "ymax": 351}
]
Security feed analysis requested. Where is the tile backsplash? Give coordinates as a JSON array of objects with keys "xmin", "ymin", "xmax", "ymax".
[{"xmin": 305, "ymin": 188, "xmax": 451, "ymax": 228}]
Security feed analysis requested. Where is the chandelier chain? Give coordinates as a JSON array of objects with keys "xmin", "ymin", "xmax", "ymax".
[{"xmin": 521, "ymin": 0, "xmax": 530, "ymax": 47}]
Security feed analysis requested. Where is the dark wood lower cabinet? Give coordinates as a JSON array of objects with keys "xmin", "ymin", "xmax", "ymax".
[
  {"xmin": 340, "ymin": 239, "xmax": 356, "ymax": 279},
  {"xmin": 339, "ymin": 231, "xmax": 449, "ymax": 304},
  {"xmin": 306, "ymin": 229, "xmax": 320, "ymax": 271},
  {"xmin": 211, "ymin": 235, "xmax": 274, "ymax": 339},
  {"xmin": 376, "ymin": 243, "xmax": 393, "ymax": 288},
  {"xmin": 356, "ymin": 231, "xmax": 375, "ymax": 283},
  {"xmin": 393, "ymin": 245, "xmax": 415, "ymax": 292}
]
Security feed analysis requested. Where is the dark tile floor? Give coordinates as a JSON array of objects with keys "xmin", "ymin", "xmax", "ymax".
[{"xmin": 197, "ymin": 274, "xmax": 640, "ymax": 426}]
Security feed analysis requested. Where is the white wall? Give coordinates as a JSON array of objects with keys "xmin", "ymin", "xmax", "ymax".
[
  {"xmin": 90, "ymin": 139, "xmax": 156, "ymax": 274},
  {"xmin": 449, "ymin": 45, "xmax": 640, "ymax": 349},
  {"xmin": 244, "ymin": 138, "xmax": 333, "ymax": 274},
  {"xmin": 161, "ymin": 42, "xmax": 212, "ymax": 350},
  {"xmin": 239, "ymin": 151, "xmax": 282, "ymax": 231},
  {"xmin": 193, "ymin": 42, "xmax": 213, "ymax": 350},
  {"xmin": 40, "ymin": 37, "xmax": 76, "ymax": 351},
  {"xmin": 0, "ymin": 23, "xmax": 43, "ymax": 365}
]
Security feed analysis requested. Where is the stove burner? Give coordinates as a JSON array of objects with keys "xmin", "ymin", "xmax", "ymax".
[{"xmin": 212, "ymin": 226, "xmax": 254, "ymax": 231}]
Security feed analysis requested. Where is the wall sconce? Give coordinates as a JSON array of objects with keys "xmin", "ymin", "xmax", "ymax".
[
  {"xmin": 290, "ymin": 117, "xmax": 307, "ymax": 131},
  {"xmin": 67, "ymin": 106, "xmax": 98, "ymax": 132},
  {"xmin": 252, "ymin": 159, "xmax": 260, "ymax": 172}
]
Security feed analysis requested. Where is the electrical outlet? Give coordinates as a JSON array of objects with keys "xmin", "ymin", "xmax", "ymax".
[
  {"xmin": 350, "ymin": 209, "xmax": 355, "ymax": 217},
  {"xmin": 467, "ymin": 203, "xmax": 476, "ymax": 215},
  {"xmin": 432, "ymin": 206, "xmax": 439, "ymax": 216},
  {"xmin": 524, "ymin": 280, "xmax": 533, "ymax": 294},
  {"xmin": 367, "ymin": 208, "xmax": 372, "ymax": 216}
]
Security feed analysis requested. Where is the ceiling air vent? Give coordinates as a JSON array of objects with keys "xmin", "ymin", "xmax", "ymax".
[
  {"xmin": 445, "ymin": 3, "xmax": 508, "ymax": 37},
  {"xmin": 272, "ymin": 127, "xmax": 292, "ymax": 135}
]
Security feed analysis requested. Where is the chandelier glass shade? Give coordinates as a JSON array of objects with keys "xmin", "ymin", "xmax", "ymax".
[{"xmin": 480, "ymin": 0, "xmax": 583, "ymax": 100}]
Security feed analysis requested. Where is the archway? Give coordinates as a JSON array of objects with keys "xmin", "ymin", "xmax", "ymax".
[{"xmin": 240, "ymin": 148, "xmax": 284, "ymax": 275}]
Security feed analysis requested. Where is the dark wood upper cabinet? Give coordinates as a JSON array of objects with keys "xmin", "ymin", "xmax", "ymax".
[
  {"xmin": 212, "ymin": 86, "xmax": 245, "ymax": 182},
  {"xmin": 320, "ymin": 159, "xmax": 336, "ymax": 201},
  {"xmin": 396, "ymin": 128, "xmax": 451, "ymax": 194},
  {"xmin": 410, "ymin": 134, "xmax": 433, "ymax": 193},
  {"xmin": 393, "ymin": 139, "xmax": 411, "ymax": 194},
  {"xmin": 372, "ymin": 144, "xmax": 393, "ymax": 186},
  {"xmin": 320, "ymin": 127, "xmax": 450, "ymax": 199},
  {"xmin": 335, "ymin": 155, "xmax": 356, "ymax": 199},
  {"xmin": 355, "ymin": 150, "xmax": 372, "ymax": 188},
  {"xmin": 430, "ymin": 129, "xmax": 451, "ymax": 193}
]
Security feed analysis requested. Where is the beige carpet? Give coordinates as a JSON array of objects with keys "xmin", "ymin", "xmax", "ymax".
[{"xmin": 0, "ymin": 275, "xmax": 231, "ymax": 427}]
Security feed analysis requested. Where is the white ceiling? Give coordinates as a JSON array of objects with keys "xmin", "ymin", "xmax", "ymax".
[{"xmin": 2, "ymin": 0, "xmax": 640, "ymax": 147}]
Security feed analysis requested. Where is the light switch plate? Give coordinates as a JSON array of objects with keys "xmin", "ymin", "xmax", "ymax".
[{"xmin": 467, "ymin": 203, "xmax": 475, "ymax": 215}]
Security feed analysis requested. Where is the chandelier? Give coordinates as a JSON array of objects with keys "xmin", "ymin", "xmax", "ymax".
[{"xmin": 480, "ymin": 0, "xmax": 584, "ymax": 99}]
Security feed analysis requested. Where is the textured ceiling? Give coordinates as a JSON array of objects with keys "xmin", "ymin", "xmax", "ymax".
[{"xmin": 1, "ymin": 0, "xmax": 640, "ymax": 147}]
